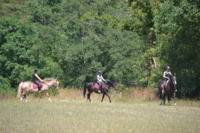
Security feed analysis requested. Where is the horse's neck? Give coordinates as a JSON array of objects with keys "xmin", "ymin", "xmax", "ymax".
[
  {"xmin": 102, "ymin": 82, "xmax": 107, "ymax": 86},
  {"xmin": 103, "ymin": 83, "xmax": 109, "ymax": 88},
  {"xmin": 44, "ymin": 81, "xmax": 53, "ymax": 86},
  {"xmin": 106, "ymin": 81, "xmax": 112, "ymax": 86},
  {"xmin": 168, "ymin": 80, "xmax": 175, "ymax": 89}
]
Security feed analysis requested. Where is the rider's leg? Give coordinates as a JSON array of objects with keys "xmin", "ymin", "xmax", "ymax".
[
  {"xmin": 97, "ymin": 82, "xmax": 101, "ymax": 93},
  {"xmin": 34, "ymin": 81, "xmax": 42, "ymax": 92},
  {"xmin": 38, "ymin": 82, "xmax": 42, "ymax": 92},
  {"xmin": 98, "ymin": 84, "xmax": 102, "ymax": 93},
  {"xmin": 163, "ymin": 79, "xmax": 169, "ymax": 90},
  {"xmin": 161, "ymin": 81, "xmax": 166, "ymax": 93}
]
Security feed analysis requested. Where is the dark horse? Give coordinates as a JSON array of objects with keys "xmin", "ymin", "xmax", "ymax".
[
  {"xmin": 83, "ymin": 81, "xmax": 118, "ymax": 103},
  {"xmin": 158, "ymin": 75, "xmax": 177, "ymax": 105}
]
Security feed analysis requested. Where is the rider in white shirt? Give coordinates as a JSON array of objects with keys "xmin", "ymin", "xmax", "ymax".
[{"xmin": 97, "ymin": 70, "xmax": 106, "ymax": 93}]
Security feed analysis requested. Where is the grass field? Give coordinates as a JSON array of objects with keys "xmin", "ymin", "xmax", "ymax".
[{"xmin": 0, "ymin": 89, "xmax": 200, "ymax": 133}]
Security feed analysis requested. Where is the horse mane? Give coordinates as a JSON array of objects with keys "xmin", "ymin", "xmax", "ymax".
[
  {"xmin": 43, "ymin": 78, "xmax": 56, "ymax": 81},
  {"xmin": 106, "ymin": 80, "xmax": 116, "ymax": 84}
]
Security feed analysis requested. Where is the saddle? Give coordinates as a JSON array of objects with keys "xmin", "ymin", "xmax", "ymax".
[
  {"xmin": 160, "ymin": 80, "xmax": 170, "ymax": 89},
  {"xmin": 93, "ymin": 83, "xmax": 106, "ymax": 89},
  {"xmin": 160, "ymin": 81, "xmax": 165, "ymax": 89},
  {"xmin": 32, "ymin": 82, "xmax": 43, "ymax": 89}
]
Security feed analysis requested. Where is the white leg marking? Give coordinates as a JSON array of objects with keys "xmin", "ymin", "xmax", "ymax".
[{"xmin": 49, "ymin": 98, "xmax": 52, "ymax": 102}]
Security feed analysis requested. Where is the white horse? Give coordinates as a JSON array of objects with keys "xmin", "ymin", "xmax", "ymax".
[{"xmin": 17, "ymin": 78, "xmax": 59, "ymax": 102}]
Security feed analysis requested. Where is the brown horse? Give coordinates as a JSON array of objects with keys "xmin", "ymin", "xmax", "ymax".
[
  {"xmin": 158, "ymin": 75, "xmax": 177, "ymax": 105},
  {"xmin": 83, "ymin": 81, "xmax": 118, "ymax": 103},
  {"xmin": 17, "ymin": 78, "xmax": 59, "ymax": 102}
]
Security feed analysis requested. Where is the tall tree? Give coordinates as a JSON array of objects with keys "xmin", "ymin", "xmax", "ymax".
[{"xmin": 154, "ymin": 0, "xmax": 200, "ymax": 97}]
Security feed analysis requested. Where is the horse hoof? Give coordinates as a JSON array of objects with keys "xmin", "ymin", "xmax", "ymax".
[{"xmin": 48, "ymin": 98, "xmax": 52, "ymax": 102}]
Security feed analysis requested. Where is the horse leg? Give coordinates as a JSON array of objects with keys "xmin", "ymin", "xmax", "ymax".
[
  {"xmin": 101, "ymin": 93, "xmax": 105, "ymax": 102},
  {"xmin": 173, "ymin": 92, "xmax": 176, "ymax": 105},
  {"xmin": 163, "ymin": 93, "xmax": 166, "ymax": 105},
  {"xmin": 87, "ymin": 93, "xmax": 91, "ymax": 102},
  {"xmin": 105, "ymin": 92, "xmax": 112, "ymax": 103},
  {"xmin": 160, "ymin": 93, "xmax": 163, "ymax": 105},
  {"xmin": 167, "ymin": 95, "xmax": 170, "ymax": 104},
  {"xmin": 46, "ymin": 91, "xmax": 52, "ymax": 102},
  {"xmin": 37, "ymin": 91, "xmax": 42, "ymax": 102},
  {"xmin": 20, "ymin": 91, "xmax": 23, "ymax": 101},
  {"xmin": 86, "ymin": 93, "xmax": 89, "ymax": 102},
  {"xmin": 21, "ymin": 94, "xmax": 27, "ymax": 102},
  {"xmin": 20, "ymin": 96, "xmax": 23, "ymax": 101},
  {"xmin": 21, "ymin": 90, "xmax": 27, "ymax": 102},
  {"xmin": 20, "ymin": 94, "xmax": 25, "ymax": 101},
  {"xmin": 24, "ymin": 94, "xmax": 28, "ymax": 102},
  {"xmin": 161, "ymin": 90, "xmax": 165, "ymax": 105}
]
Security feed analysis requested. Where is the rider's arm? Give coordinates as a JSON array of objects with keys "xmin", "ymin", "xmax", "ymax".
[
  {"xmin": 102, "ymin": 76, "xmax": 106, "ymax": 82},
  {"xmin": 163, "ymin": 72, "xmax": 168, "ymax": 79},
  {"xmin": 35, "ymin": 74, "xmax": 43, "ymax": 82},
  {"xmin": 169, "ymin": 71, "xmax": 172, "ymax": 75}
]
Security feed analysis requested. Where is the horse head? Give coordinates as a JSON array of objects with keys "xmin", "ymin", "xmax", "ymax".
[
  {"xmin": 106, "ymin": 81, "xmax": 118, "ymax": 90},
  {"xmin": 168, "ymin": 75, "xmax": 177, "ymax": 93},
  {"xmin": 171, "ymin": 75, "xmax": 177, "ymax": 86}
]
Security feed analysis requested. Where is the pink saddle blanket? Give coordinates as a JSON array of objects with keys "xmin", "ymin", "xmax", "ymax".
[
  {"xmin": 32, "ymin": 82, "xmax": 43, "ymax": 89},
  {"xmin": 93, "ymin": 83, "xmax": 100, "ymax": 89},
  {"xmin": 93, "ymin": 83, "xmax": 106, "ymax": 89}
]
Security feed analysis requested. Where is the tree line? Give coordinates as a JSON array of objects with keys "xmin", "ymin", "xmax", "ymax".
[{"xmin": 0, "ymin": 0, "xmax": 199, "ymax": 98}]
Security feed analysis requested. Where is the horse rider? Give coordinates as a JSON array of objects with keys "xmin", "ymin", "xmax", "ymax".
[
  {"xmin": 162, "ymin": 66, "xmax": 172, "ymax": 89},
  {"xmin": 97, "ymin": 70, "xmax": 106, "ymax": 93},
  {"xmin": 33, "ymin": 69, "xmax": 43, "ymax": 93}
]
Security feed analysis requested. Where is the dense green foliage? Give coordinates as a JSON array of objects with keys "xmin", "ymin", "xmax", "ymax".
[
  {"xmin": 154, "ymin": 0, "xmax": 200, "ymax": 97},
  {"xmin": 0, "ymin": 0, "xmax": 199, "ymax": 98}
]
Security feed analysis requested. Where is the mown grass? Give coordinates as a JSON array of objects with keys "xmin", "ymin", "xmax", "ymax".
[{"xmin": 0, "ymin": 89, "xmax": 200, "ymax": 133}]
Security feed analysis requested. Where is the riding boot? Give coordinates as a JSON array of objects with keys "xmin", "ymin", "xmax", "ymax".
[
  {"xmin": 98, "ymin": 85, "xmax": 101, "ymax": 93},
  {"xmin": 38, "ymin": 88, "xmax": 42, "ymax": 93}
]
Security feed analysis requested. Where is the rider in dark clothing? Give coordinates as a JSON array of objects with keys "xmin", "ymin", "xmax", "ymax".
[
  {"xmin": 33, "ymin": 69, "xmax": 43, "ymax": 92},
  {"xmin": 162, "ymin": 66, "xmax": 172, "ymax": 89}
]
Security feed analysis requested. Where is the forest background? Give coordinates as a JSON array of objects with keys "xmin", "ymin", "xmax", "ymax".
[{"xmin": 0, "ymin": 0, "xmax": 199, "ymax": 98}]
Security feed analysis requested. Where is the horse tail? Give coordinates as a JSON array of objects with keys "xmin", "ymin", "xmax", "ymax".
[
  {"xmin": 83, "ymin": 83, "xmax": 87, "ymax": 98},
  {"xmin": 17, "ymin": 82, "xmax": 23, "ymax": 98}
]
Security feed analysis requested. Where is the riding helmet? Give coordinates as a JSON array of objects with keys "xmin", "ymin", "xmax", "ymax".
[
  {"xmin": 34, "ymin": 68, "xmax": 38, "ymax": 73},
  {"xmin": 98, "ymin": 70, "xmax": 102, "ymax": 74},
  {"xmin": 166, "ymin": 66, "xmax": 170, "ymax": 70}
]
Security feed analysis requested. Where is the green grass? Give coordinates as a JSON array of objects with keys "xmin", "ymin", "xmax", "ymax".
[
  {"xmin": 0, "ymin": 89, "xmax": 200, "ymax": 133},
  {"xmin": 0, "ymin": 96, "xmax": 200, "ymax": 133}
]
